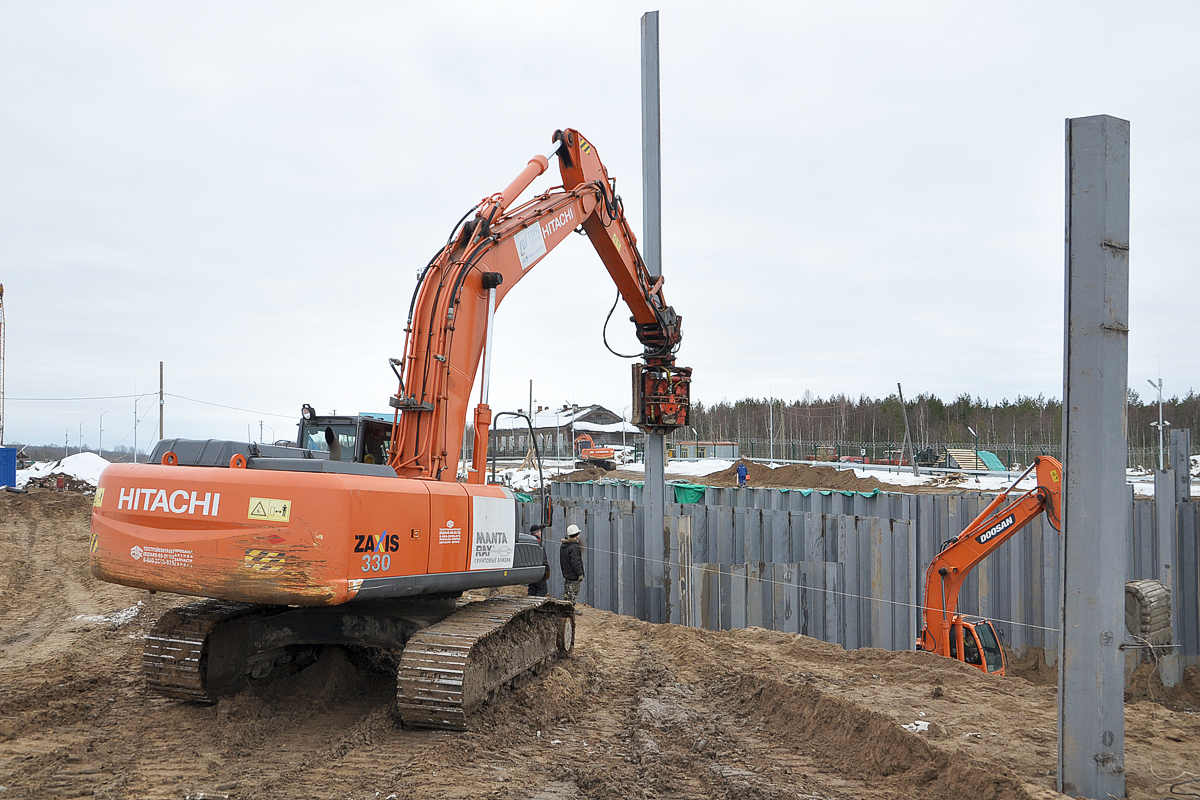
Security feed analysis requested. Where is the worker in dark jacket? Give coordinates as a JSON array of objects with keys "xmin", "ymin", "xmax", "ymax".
[
  {"xmin": 527, "ymin": 524, "xmax": 550, "ymax": 597},
  {"xmin": 559, "ymin": 524, "xmax": 585, "ymax": 605}
]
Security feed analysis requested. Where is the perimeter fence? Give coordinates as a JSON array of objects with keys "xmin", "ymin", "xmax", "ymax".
[{"xmin": 518, "ymin": 477, "xmax": 1198, "ymax": 673}]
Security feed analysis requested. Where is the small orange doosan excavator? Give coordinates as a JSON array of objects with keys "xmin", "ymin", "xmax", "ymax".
[
  {"xmin": 916, "ymin": 456, "xmax": 1062, "ymax": 675},
  {"xmin": 89, "ymin": 129, "xmax": 690, "ymax": 728}
]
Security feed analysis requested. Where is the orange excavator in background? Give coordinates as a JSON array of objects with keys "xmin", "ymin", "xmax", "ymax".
[
  {"xmin": 573, "ymin": 433, "xmax": 618, "ymax": 471},
  {"xmin": 916, "ymin": 455, "xmax": 1062, "ymax": 675},
  {"xmin": 89, "ymin": 129, "xmax": 690, "ymax": 728}
]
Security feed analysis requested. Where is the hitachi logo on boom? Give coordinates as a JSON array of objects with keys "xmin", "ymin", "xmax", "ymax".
[
  {"xmin": 542, "ymin": 207, "xmax": 574, "ymax": 238},
  {"xmin": 117, "ymin": 487, "xmax": 221, "ymax": 516}
]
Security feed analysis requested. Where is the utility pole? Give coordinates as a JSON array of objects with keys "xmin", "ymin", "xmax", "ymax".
[
  {"xmin": 159, "ymin": 361, "xmax": 164, "ymax": 440},
  {"xmin": 1147, "ymin": 377, "xmax": 1169, "ymax": 471},
  {"xmin": 968, "ymin": 425, "xmax": 979, "ymax": 481},
  {"xmin": 99, "ymin": 411, "xmax": 106, "ymax": 459},
  {"xmin": 769, "ymin": 399, "xmax": 775, "ymax": 464},
  {"xmin": 898, "ymin": 383, "xmax": 919, "ymax": 476}
]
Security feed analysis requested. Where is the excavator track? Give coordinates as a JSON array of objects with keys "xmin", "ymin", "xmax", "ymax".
[
  {"xmin": 395, "ymin": 596, "xmax": 576, "ymax": 730},
  {"xmin": 143, "ymin": 599, "xmax": 263, "ymax": 702}
]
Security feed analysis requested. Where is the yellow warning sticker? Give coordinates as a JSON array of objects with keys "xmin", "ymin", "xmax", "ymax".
[
  {"xmin": 244, "ymin": 549, "xmax": 286, "ymax": 572},
  {"xmin": 89, "ymin": 532, "xmax": 99, "ymax": 553},
  {"xmin": 93, "ymin": 488, "xmax": 105, "ymax": 508},
  {"xmin": 611, "ymin": 233, "xmax": 622, "ymax": 252},
  {"xmin": 580, "ymin": 139, "xmax": 592, "ymax": 155},
  {"xmin": 247, "ymin": 497, "xmax": 291, "ymax": 522}
]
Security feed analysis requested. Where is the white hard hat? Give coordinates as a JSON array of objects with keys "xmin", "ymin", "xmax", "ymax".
[{"xmin": 566, "ymin": 524, "xmax": 581, "ymax": 537}]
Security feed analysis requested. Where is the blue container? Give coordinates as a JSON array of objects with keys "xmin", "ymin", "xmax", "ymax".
[{"xmin": 0, "ymin": 446, "xmax": 16, "ymax": 488}]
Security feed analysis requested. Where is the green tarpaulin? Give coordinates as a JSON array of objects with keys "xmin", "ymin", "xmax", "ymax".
[
  {"xmin": 779, "ymin": 488, "xmax": 880, "ymax": 498},
  {"xmin": 524, "ymin": 481, "xmax": 878, "ymax": 502},
  {"xmin": 670, "ymin": 483, "xmax": 708, "ymax": 503},
  {"xmin": 978, "ymin": 450, "xmax": 1007, "ymax": 471}
]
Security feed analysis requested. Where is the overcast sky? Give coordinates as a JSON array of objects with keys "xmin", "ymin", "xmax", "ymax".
[{"xmin": 2, "ymin": 2, "xmax": 1197, "ymax": 451}]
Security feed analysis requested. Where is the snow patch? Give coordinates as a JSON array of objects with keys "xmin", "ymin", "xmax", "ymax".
[
  {"xmin": 72, "ymin": 601, "xmax": 144, "ymax": 627},
  {"xmin": 15, "ymin": 452, "xmax": 110, "ymax": 489}
]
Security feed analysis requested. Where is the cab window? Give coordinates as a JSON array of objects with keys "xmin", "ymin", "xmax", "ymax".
[
  {"xmin": 360, "ymin": 421, "xmax": 392, "ymax": 465},
  {"xmin": 974, "ymin": 622, "xmax": 1005, "ymax": 674},
  {"xmin": 961, "ymin": 628, "xmax": 983, "ymax": 665},
  {"xmin": 301, "ymin": 423, "xmax": 357, "ymax": 461}
]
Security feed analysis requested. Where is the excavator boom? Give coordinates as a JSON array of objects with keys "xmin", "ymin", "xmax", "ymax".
[
  {"xmin": 917, "ymin": 456, "xmax": 1062, "ymax": 671},
  {"xmin": 389, "ymin": 129, "xmax": 686, "ymax": 483}
]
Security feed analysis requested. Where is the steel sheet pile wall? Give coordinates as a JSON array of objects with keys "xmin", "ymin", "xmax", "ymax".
[{"xmin": 536, "ymin": 483, "xmax": 1199, "ymax": 667}]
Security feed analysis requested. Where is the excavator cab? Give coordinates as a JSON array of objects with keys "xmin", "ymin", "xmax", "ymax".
[
  {"xmin": 949, "ymin": 616, "xmax": 1006, "ymax": 676},
  {"xmin": 296, "ymin": 405, "xmax": 392, "ymax": 464}
]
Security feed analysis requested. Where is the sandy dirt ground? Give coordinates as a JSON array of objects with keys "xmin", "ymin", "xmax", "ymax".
[{"xmin": 2, "ymin": 488, "xmax": 1198, "ymax": 800}]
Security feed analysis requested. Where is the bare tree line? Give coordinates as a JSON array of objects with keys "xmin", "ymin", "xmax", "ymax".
[{"xmin": 688, "ymin": 389, "xmax": 1200, "ymax": 467}]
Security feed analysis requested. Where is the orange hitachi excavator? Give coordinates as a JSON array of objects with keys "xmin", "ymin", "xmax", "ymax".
[
  {"xmin": 89, "ymin": 129, "xmax": 690, "ymax": 728},
  {"xmin": 573, "ymin": 433, "xmax": 618, "ymax": 470},
  {"xmin": 916, "ymin": 455, "xmax": 1062, "ymax": 675}
]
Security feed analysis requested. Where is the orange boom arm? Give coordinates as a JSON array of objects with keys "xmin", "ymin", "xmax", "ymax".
[
  {"xmin": 917, "ymin": 456, "xmax": 1062, "ymax": 660},
  {"xmin": 388, "ymin": 129, "xmax": 685, "ymax": 482}
]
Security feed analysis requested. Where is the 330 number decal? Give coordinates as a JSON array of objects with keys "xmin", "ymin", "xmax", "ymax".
[{"xmin": 361, "ymin": 553, "xmax": 391, "ymax": 573}]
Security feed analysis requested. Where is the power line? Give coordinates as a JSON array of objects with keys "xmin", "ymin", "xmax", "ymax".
[
  {"xmin": 105, "ymin": 396, "xmax": 161, "ymax": 450},
  {"xmin": 7, "ymin": 393, "xmax": 151, "ymax": 401},
  {"xmin": 7, "ymin": 391, "xmax": 294, "ymax": 419},
  {"xmin": 164, "ymin": 393, "xmax": 295, "ymax": 419}
]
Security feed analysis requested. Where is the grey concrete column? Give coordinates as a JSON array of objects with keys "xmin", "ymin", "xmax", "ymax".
[
  {"xmin": 1058, "ymin": 114, "xmax": 1129, "ymax": 799},
  {"xmin": 1154, "ymin": 468, "xmax": 1181, "ymax": 686},
  {"xmin": 1169, "ymin": 428, "xmax": 1192, "ymax": 676},
  {"xmin": 640, "ymin": 10, "xmax": 661, "ymax": 279},
  {"xmin": 1170, "ymin": 428, "xmax": 1191, "ymax": 501},
  {"xmin": 641, "ymin": 11, "xmax": 668, "ymax": 565}
]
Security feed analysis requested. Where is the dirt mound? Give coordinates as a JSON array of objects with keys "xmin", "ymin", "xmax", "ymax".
[
  {"xmin": 1125, "ymin": 662, "xmax": 1200, "ymax": 713},
  {"xmin": 1006, "ymin": 646, "xmax": 1059, "ymax": 686},
  {"xmin": 736, "ymin": 674, "xmax": 1034, "ymax": 798},
  {"xmin": 553, "ymin": 466, "xmax": 610, "ymax": 482},
  {"xmin": 703, "ymin": 461, "xmax": 889, "ymax": 492}
]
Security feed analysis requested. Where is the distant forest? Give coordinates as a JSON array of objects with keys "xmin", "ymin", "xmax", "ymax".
[
  {"xmin": 686, "ymin": 389, "xmax": 1200, "ymax": 468},
  {"xmin": 12, "ymin": 389, "xmax": 1198, "ymax": 471}
]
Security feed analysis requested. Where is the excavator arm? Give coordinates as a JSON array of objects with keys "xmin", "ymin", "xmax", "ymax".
[
  {"xmin": 917, "ymin": 456, "xmax": 1062, "ymax": 658},
  {"xmin": 388, "ymin": 129, "xmax": 688, "ymax": 482}
]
